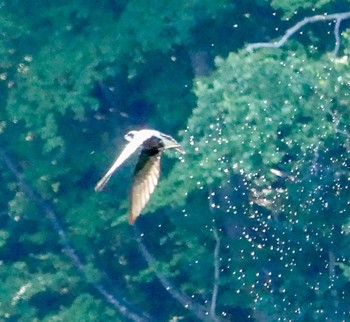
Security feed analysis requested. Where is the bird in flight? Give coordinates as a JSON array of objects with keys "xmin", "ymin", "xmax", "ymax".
[{"xmin": 95, "ymin": 129, "xmax": 184, "ymax": 224}]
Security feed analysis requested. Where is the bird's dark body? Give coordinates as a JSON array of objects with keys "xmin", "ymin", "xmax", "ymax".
[
  {"xmin": 133, "ymin": 137, "xmax": 163, "ymax": 174},
  {"xmin": 142, "ymin": 136, "xmax": 164, "ymax": 153}
]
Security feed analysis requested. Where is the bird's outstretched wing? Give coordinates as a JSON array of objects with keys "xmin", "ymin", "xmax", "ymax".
[
  {"xmin": 95, "ymin": 132, "xmax": 154, "ymax": 191},
  {"xmin": 129, "ymin": 150, "xmax": 161, "ymax": 224}
]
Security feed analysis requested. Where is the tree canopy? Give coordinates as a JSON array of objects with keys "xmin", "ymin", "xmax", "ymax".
[{"xmin": 0, "ymin": 1, "xmax": 350, "ymax": 321}]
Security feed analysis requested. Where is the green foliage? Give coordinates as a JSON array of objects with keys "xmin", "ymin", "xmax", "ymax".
[
  {"xmin": 42, "ymin": 294, "xmax": 118, "ymax": 322},
  {"xmin": 0, "ymin": 0, "xmax": 350, "ymax": 321},
  {"xmin": 150, "ymin": 46, "xmax": 350, "ymax": 319},
  {"xmin": 270, "ymin": 0, "xmax": 350, "ymax": 17},
  {"xmin": 0, "ymin": 255, "xmax": 81, "ymax": 321}
]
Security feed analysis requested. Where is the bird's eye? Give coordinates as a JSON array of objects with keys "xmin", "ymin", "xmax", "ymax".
[{"xmin": 124, "ymin": 131, "xmax": 136, "ymax": 141}]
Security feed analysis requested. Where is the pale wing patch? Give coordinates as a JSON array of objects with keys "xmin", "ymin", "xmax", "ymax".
[
  {"xmin": 129, "ymin": 153, "xmax": 161, "ymax": 224},
  {"xmin": 95, "ymin": 131, "xmax": 154, "ymax": 191}
]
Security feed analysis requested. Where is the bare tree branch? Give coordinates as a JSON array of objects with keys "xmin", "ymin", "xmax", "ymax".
[
  {"xmin": 246, "ymin": 11, "xmax": 350, "ymax": 56},
  {"xmin": 0, "ymin": 143, "xmax": 151, "ymax": 322},
  {"xmin": 210, "ymin": 226, "xmax": 220, "ymax": 320},
  {"xmin": 333, "ymin": 17, "xmax": 342, "ymax": 57},
  {"xmin": 133, "ymin": 225, "xmax": 221, "ymax": 321},
  {"xmin": 207, "ymin": 189, "xmax": 222, "ymax": 322}
]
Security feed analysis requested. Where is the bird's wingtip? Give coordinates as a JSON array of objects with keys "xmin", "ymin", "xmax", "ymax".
[
  {"xmin": 94, "ymin": 184, "xmax": 102, "ymax": 192},
  {"xmin": 128, "ymin": 212, "xmax": 137, "ymax": 225},
  {"xmin": 94, "ymin": 175, "xmax": 110, "ymax": 192}
]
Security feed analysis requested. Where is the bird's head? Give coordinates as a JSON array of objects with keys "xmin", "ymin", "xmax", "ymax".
[{"xmin": 124, "ymin": 130, "xmax": 138, "ymax": 142}]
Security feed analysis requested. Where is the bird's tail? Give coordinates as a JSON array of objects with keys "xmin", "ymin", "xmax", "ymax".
[
  {"xmin": 162, "ymin": 141, "xmax": 185, "ymax": 154},
  {"xmin": 95, "ymin": 173, "xmax": 112, "ymax": 191},
  {"xmin": 166, "ymin": 143, "xmax": 185, "ymax": 154},
  {"xmin": 174, "ymin": 145, "xmax": 185, "ymax": 154}
]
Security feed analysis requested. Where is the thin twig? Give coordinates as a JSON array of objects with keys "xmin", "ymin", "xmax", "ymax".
[
  {"xmin": 327, "ymin": 109, "xmax": 350, "ymax": 151},
  {"xmin": 328, "ymin": 250, "xmax": 339, "ymax": 310},
  {"xmin": 311, "ymin": 146, "xmax": 320, "ymax": 176},
  {"xmin": 210, "ymin": 226, "xmax": 220, "ymax": 320},
  {"xmin": 246, "ymin": 11, "xmax": 350, "ymax": 56},
  {"xmin": 333, "ymin": 17, "xmax": 342, "ymax": 57},
  {"xmin": 208, "ymin": 189, "xmax": 221, "ymax": 322},
  {"xmin": 0, "ymin": 144, "xmax": 151, "ymax": 322},
  {"xmin": 133, "ymin": 225, "xmax": 218, "ymax": 321}
]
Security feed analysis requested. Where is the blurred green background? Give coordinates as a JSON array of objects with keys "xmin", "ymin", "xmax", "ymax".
[{"xmin": 0, "ymin": 1, "xmax": 350, "ymax": 321}]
